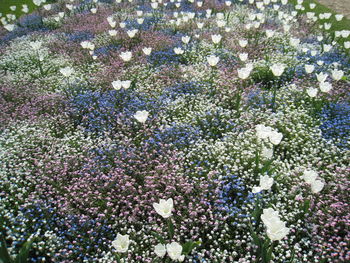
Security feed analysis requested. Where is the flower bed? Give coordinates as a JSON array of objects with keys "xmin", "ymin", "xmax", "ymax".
[{"xmin": 0, "ymin": 0, "xmax": 349, "ymax": 262}]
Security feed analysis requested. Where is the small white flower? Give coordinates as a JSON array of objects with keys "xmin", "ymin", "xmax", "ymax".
[
  {"xmin": 153, "ymin": 198, "xmax": 173, "ymax": 218},
  {"xmin": 142, "ymin": 47, "xmax": 152, "ymax": 55},
  {"xmin": 207, "ymin": 55, "xmax": 219, "ymax": 67},
  {"xmin": 270, "ymin": 63, "xmax": 285, "ymax": 77},
  {"xmin": 166, "ymin": 242, "xmax": 183, "ymax": 261},
  {"xmin": 261, "ymin": 146, "xmax": 273, "ymax": 159},
  {"xmin": 154, "ymin": 243, "xmax": 166, "ymax": 258},
  {"xmin": 265, "ymin": 30, "xmax": 275, "ymax": 38},
  {"xmin": 119, "ymin": 51, "xmax": 132, "ymax": 62},
  {"xmin": 290, "ymin": 38, "xmax": 300, "ymax": 47},
  {"xmin": 4, "ymin": 24, "xmax": 15, "ymax": 31},
  {"xmin": 109, "ymin": 30, "xmax": 118, "ymax": 36},
  {"xmin": 112, "ymin": 234, "xmax": 130, "ymax": 253},
  {"xmin": 121, "ymin": 80, "xmax": 131, "ymax": 89}
]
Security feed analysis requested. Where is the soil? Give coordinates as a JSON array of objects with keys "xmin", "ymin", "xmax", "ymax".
[{"xmin": 317, "ymin": 0, "xmax": 350, "ymax": 18}]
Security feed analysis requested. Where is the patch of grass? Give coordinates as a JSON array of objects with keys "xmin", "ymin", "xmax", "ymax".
[
  {"xmin": 290, "ymin": 0, "xmax": 350, "ymax": 50},
  {"xmin": 0, "ymin": 0, "xmax": 37, "ymax": 19}
]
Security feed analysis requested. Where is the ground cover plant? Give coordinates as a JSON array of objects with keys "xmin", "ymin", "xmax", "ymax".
[{"xmin": 0, "ymin": 0, "xmax": 349, "ymax": 262}]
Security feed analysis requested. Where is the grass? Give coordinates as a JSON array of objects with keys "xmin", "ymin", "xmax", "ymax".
[
  {"xmin": 290, "ymin": 0, "xmax": 350, "ymax": 49},
  {"xmin": 0, "ymin": 0, "xmax": 37, "ymax": 19}
]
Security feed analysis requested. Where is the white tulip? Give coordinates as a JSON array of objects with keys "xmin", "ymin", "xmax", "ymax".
[
  {"xmin": 207, "ymin": 55, "xmax": 219, "ymax": 67},
  {"xmin": 270, "ymin": 63, "xmax": 285, "ymax": 77},
  {"xmin": 174, "ymin": 47, "xmax": 184, "ymax": 55},
  {"xmin": 311, "ymin": 180, "xmax": 325, "ymax": 193},
  {"xmin": 153, "ymin": 198, "xmax": 173, "ymax": 218},
  {"xmin": 112, "ymin": 234, "xmax": 130, "ymax": 253},
  {"xmin": 181, "ymin": 36, "xmax": 190, "ymax": 44},
  {"xmin": 154, "ymin": 243, "xmax": 166, "ymax": 257},
  {"xmin": 29, "ymin": 41, "xmax": 42, "ymax": 51},
  {"xmin": 335, "ymin": 14, "xmax": 344, "ymax": 21},
  {"xmin": 269, "ymin": 130, "xmax": 283, "ymax": 145},
  {"xmin": 112, "ymin": 80, "xmax": 122, "ymax": 90},
  {"xmin": 119, "ymin": 51, "xmax": 132, "ymax": 62},
  {"xmin": 211, "ymin": 34, "xmax": 222, "ymax": 44},
  {"xmin": 239, "ymin": 53, "xmax": 248, "ymax": 62},
  {"xmin": 142, "ymin": 47, "xmax": 152, "ymax": 55},
  {"xmin": 304, "ymin": 64, "xmax": 315, "ymax": 74},
  {"xmin": 306, "ymin": 87, "xmax": 318, "ymax": 98},
  {"xmin": 134, "ymin": 110, "xmax": 149, "ymax": 123},
  {"xmin": 166, "ymin": 242, "xmax": 183, "ymax": 261},
  {"xmin": 331, "ymin": 69, "xmax": 344, "ymax": 81},
  {"xmin": 60, "ymin": 66, "xmax": 74, "ymax": 78},
  {"xmin": 316, "ymin": 72, "xmax": 328, "ymax": 83},
  {"xmin": 302, "ymin": 170, "xmax": 318, "ymax": 184},
  {"xmin": 319, "ymin": 82, "xmax": 332, "ymax": 93},
  {"xmin": 252, "ymin": 175, "xmax": 274, "ymax": 193},
  {"xmin": 237, "ymin": 67, "xmax": 252, "ymax": 80},
  {"xmin": 266, "ymin": 218, "xmax": 290, "ymax": 241},
  {"xmin": 127, "ymin": 29, "xmax": 138, "ymax": 38}
]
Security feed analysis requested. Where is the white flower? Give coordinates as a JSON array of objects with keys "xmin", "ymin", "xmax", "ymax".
[
  {"xmin": 290, "ymin": 38, "xmax": 300, "ymax": 47},
  {"xmin": 270, "ymin": 63, "xmax": 285, "ymax": 77},
  {"xmin": 207, "ymin": 55, "xmax": 219, "ymax": 67},
  {"xmin": 142, "ymin": 47, "xmax": 152, "ymax": 55},
  {"xmin": 151, "ymin": 2, "xmax": 158, "ymax": 9},
  {"xmin": 127, "ymin": 29, "xmax": 138, "ymax": 38},
  {"xmin": 121, "ymin": 80, "xmax": 131, "ymax": 89},
  {"xmin": 303, "ymin": 170, "xmax": 318, "ymax": 184},
  {"xmin": 255, "ymin": 124, "xmax": 273, "ymax": 140},
  {"xmin": 310, "ymin": 3, "xmax": 316, "ymax": 9},
  {"xmin": 43, "ymin": 4, "xmax": 51, "ymax": 10},
  {"xmin": 90, "ymin": 8, "xmax": 97, "ymax": 14},
  {"xmin": 331, "ymin": 69, "xmax": 344, "ymax": 81},
  {"xmin": 306, "ymin": 87, "xmax": 318, "ymax": 98},
  {"xmin": 311, "ymin": 180, "xmax": 325, "ymax": 193},
  {"xmin": 119, "ymin": 22, "xmax": 126, "ymax": 28},
  {"xmin": 153, "ymin": 198, "xmax": 173, "ymax": 218},
  {"xmin": 304, "ymin": 64, "xmax": 315, "ymax": 74},
  {"xmin": 134, "ymin": 110, "xmax": 149, "ymax": 123},
  {"xmin": 174, "ymin": 47, "xmax": 184, "ymax": 55},
  {"xmin": 29, "ymin": 41, "xmax": 42, "ymax": 51},
  {"xmin": 211, "ymin": 34, "xmax": 222, "ymax": 44},
  {"xmin": 197, "ymin": 22, "xmax": 204, "ymax": 29},
  {"xmin": 238, "ymin": 39, "xmax": 248, "ymax": 48},
  {"xmin": 323, "ymin": 44, "xmax": 332, "ymax": 52},
  {"xmin": 237, "ymin": 67, "xmax": 252, "ymax": 80},
  {"xmin": 261, "ymin": 146, "xmax": 273, "ymax": 159},
  {"xmin": 345, "ymin": 41, "xmax": 350, "ymax": 49},
  {"xmin": 266, "ymin": 218, "xmax": 290, "ymax": 241},
  {"xmin": 265, "ymin": 30, "xmax": 275, "ymax": 38},
  {"xmin": 4, "ymin": 24, "xmax": 15, "ymax": 32},
  {"xmin": 22, "ymin": 5, "xmax": 29, "ymax": 13},
  {"xmin": 112, "ymin": 234, "xmax": 130, "ymax": 253},
  {"xmin": 316, "ymin": 72, "xmax": 328, "ymax": 82},
  {"xmin": 119, "ymin": 51, "xmax": 132, "ymax": 62},
  {"xmin": 181, "ymin": 36, "xmax": 190, "ymax": 44},
  {"xmin": 269, "ymin": 130, "xmax": 283, "ymax": 145},
  {"xmin": 319, "ymin": 82, "xmax": 332, "ymax": 93},
  {"xmin": 239, "ymin": 53, "xmax": 248, "ymax": 62},
  {"xmin": 335, "ymin": 14, "xmax": 344, "ymax": 21},
  {"xmin": 154, "ymin": 243, "xmax": 166, "ymax": 257},
  {"xmin": 166, "ymin": 242, "xmax": 183, "ymax": 261},
  {"xmin": 109, "ymin": 30, "xmax": 118, "ymax": 37},
  {"xmin": 261, "ymin": 208, "xmax": 280, "ymax": 226},
  {"xmin": 60, "ymin": 66, "xmax": 74, "ymax": 78},
  {"xmin": 252, "ymin": 175, "xmax": 274, "ymax": 193},
  {"xmin": 33, "ymin": 0, "xmax": 45, "ymax": 6}
]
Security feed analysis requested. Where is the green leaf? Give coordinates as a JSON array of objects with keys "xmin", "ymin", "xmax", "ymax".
[
  {"xmin": 0, "ymin": 234, "xmax": 12, "ymax": 263},
  {"xmin": 115, "ymin": 253, "xmax": 121, "ymax": 263},
  {"xmin": 248, "ymin": 222, "xmax": 261, "ymax": 247},
  {"xmin": 303, "ymin": 199, "xmax": 310, "ymax": 214},
  {"xmin": 150, "ymin": 231, "xmax": 166, "ymax": 245},
  {"xmin": 167, "ymin": 218, "xmax": 174, "ymax": 240},
  {"xmin": 14, "ymin": 238, "xmax": 35, "ymax": 263},
  {"xmin": 182, "ymin": 241, "xmax": 201, "ymax": 255}
]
